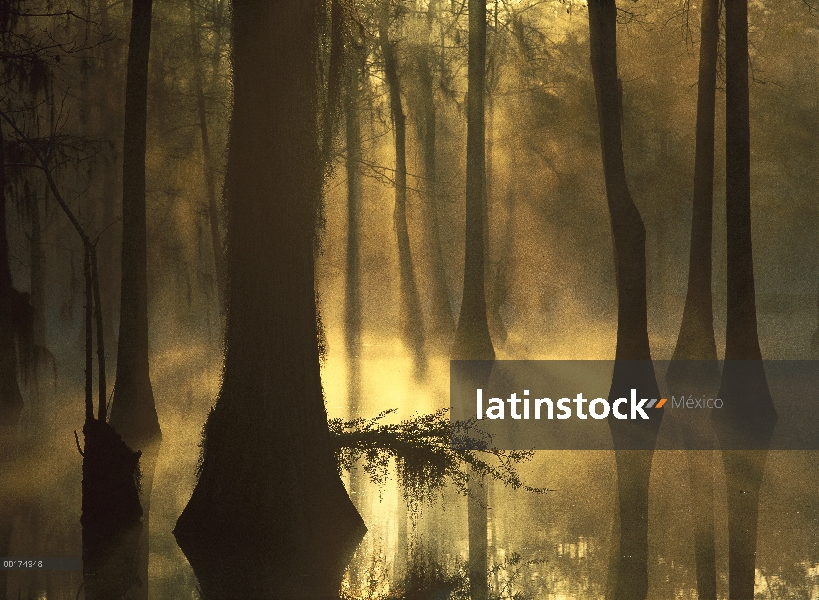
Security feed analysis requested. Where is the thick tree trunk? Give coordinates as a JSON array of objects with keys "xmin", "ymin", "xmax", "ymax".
[
  {"xmin": 415, "ymin": 0, "xmax": 454, "ymax": 350},
  {"xmin": 173, "ymin": 2, "xmax": 366, "ymax": 597},
  {"xmin": 188, "ymin": 0, "xmax": 226, "ymax": 311},
  {"xmin": 665, "ymin": 2, "xmax": 721, "ymax": 598},
  {"xmin": 587, "ymin": 3, "xmax": 662, "ymax": 600},
  {"xmin": 713, "ymin": 1, "xmax": 777, "ymax": 598},
  {"xmin": 379, "ymin": 3, "xmax": 427, "ymax": 378}
]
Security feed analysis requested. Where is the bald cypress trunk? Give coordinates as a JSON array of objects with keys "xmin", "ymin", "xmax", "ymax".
[
  {"xmin": 587, "ymin": 3, "xmax": 662, "ymax": 599},
  {"xmin": 415, "ymin": 0, "xmax": 454, "ymax": 350},
  {"xmin": 379, "ymin": 3, "xmax": 427, "ymax": 378},
  {"xmin": 173, "ymin": 2, "xmax": 366, "ymax": 597},
  {"xmin": 665, "ymin": 2, "xmax": 721, "ymax": 598},
  {"xmin": 452, "ymin": 0, "xmax": 494, "ymax": 365},
  {"xmin": 110, "ymin": 0, "xmax": 160, "ymax": 450},
  {"xmin": 670, "ymin": 0, "xmax": 720, "ymax": 368},
  {"xmin": 451, "ymin": 1, "xmax": 494, "ymax": 598},
  {"xmin": 344, "ymin": 41, "xmax": 366, "ymax": 505},
  {"xmin": 108, "ymin": 2, "xmax": 161, "ymax": 598},
  {"xmin": 713, "ymin": 1, "xmax": 777, "ymax": 598}
]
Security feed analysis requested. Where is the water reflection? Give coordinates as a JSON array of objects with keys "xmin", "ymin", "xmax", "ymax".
[{"xmin": 3, "ymin": 333, "xmax": 819, "ymax": 599}]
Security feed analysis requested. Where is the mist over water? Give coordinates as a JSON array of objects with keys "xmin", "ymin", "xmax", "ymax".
[{"xmin": 2, "ymin": 0, "xmax": 819, "ymax": 598}]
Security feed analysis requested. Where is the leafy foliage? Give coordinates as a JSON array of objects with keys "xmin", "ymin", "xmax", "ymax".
[{"xmin": 329, "ymin": 408, "xmax": 547, "ymax": 508}]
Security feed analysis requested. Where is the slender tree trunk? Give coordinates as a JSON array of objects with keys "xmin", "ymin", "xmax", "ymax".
[
  {"xmin": 110, "ymin": 0, "xmax": 161, "ymax": 450},
  {"xmin": 484, "ymin": 89, "xmax": 506, "ymax": 345},
  {"xmin": 451, "ymin": 1, "xmax": 494, "ymax": 599},
  {"xmin": 415, "ymin": 0, "xmax": 455, "ymax": 350},
  {"xmin": 344, "ymin": 41, "xmax": 365, "ymax": 506},
  {"xmin": 97, "ymin": 0, "xmax": 120, "ymax": 365},
  {"xmin": 452, "ymin": 0, "xmax": 494, "ymax": 364},
  {"xmin": 379, "ymin": 3, "xmax": 427, "ymax": 378},
  {"xmin": 108, "ymin": 2, "xmax": 161, "ymax": 599},
  {"xmin": 173, "ymin": 2, "xmax": 366, "ymax": 596},
  {"xmin": 587, "ymin": 3, "xmax": 662, "ymax": 600},
  {"xmin": 713, "ymin": 1, "xmax": 778, "ymax": 598},
  {"xmin": 344, "ymin": 47, "xmax": 363, "ymax": 410},
  {"xmin": 188, "ymin": 0, "xmax": 226, "ymax": 311},
  {"xmin": 665, "ymin": 2, "xmax": 721, "ymax": 598},
  {"xmin": 671, "ymin": 0, "xmax": 720, "ymax": 367}
]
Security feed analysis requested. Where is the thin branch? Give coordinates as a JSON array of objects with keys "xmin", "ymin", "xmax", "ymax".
[{"xmin": 0, "ymin": 109, "xmax": 91, "ymax": 247}]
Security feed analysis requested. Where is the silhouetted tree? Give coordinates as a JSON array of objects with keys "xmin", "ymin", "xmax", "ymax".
[
  {"xmin": 342, "ymin": 14, "xmax": 374, "ymax": 521},
  {"xmin": 587, "ymin": 2, "xmax": 662, "ymax": 599},
  {"xmin": 450, "ymin": 0, "xmax": 494, "ymax": 598},
  {"xmin": 344, "ymin": 14, "xmax": 364, "ymax": 470},
  {"xmin": 108, "ymin": 1, "xmax": 161, "ymax": 597},
  {"xmin": 712, "ymin": 0, "xmax": 778, "ymax": 597},
  {"xmin": 379, "ymin": 0, "xmax": 427, "ymax": 378},
  {"xmin": 665, "ymin": 1, "xmax": 721, "ymax": 598},
  {"xmin": 173, "ymin": 1, "xmax": 366, "ymax": 597},
  {"xmin": 410, "ymin": 0, "xmax": 455, "ymax": 349},
  {"xmin": 110, "ymin": 0, "xmax": 160, "ymax": 451}
]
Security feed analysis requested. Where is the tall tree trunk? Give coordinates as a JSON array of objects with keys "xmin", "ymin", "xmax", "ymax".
[
  {"xmin": 344, "ymin": 40, "xmax": 365, "ymax": 505},
  {"xmin": 415, "ymin": 0, "xmax": 455, "ymax": 350},
  {"xmin": 587, "ymin": 3, "xmax": 662, "ymax": 600},
  {"xmin": 484, "ymin": 88, "xmax": 506, "ymax": 345},
  {"xmin": 110, "ymin": 0, "xmax": 161, "ymax": 451},
  {"xmin": 451, "ymin": 1, "xmax": 494, "ymax": 599},
  {"xmin": 97, "ymin": 0, "xmax": 120, "ymax": 365},
  {"xmin": 188, "ymin": 0, "xmax": 226, "ymax": 311},
  {"xmin": 0, "ymin": 123, "xmax": 24, "ymax": 600},
  {"xmin": 108, "ymin": 2, "xmax": 161, "ymax": 599},
  {"xmin": 173, "ymin": 2, "xmax": 366, "ymax": 597},
  {"xmin": 671, "ymin": 0, "xmax": 720, "ymax": 367},
  {"xmin": 379, "ymin": 3, "xmax": 427, "ymax": 378},
  {"xmin": 452, "ymin": 0, "xmax": 494, "ymax": 364},
  {"xmin": 665, "ymin": 2, "xmax": 721, "ymax": 598},
  {"xmin": 713, "ymin": 0, "xmax": 777, "ymax": 598}
]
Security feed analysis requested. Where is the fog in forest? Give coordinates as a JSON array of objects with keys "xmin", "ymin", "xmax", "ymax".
[{"xmin": 1, "ymin": 0, "xmax": 819, "ymax": 598}]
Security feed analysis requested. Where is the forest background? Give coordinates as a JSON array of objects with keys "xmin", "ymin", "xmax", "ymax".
[{"xmin": 1, "ymin": 0, "xmax": 819, "ymax": 598}]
